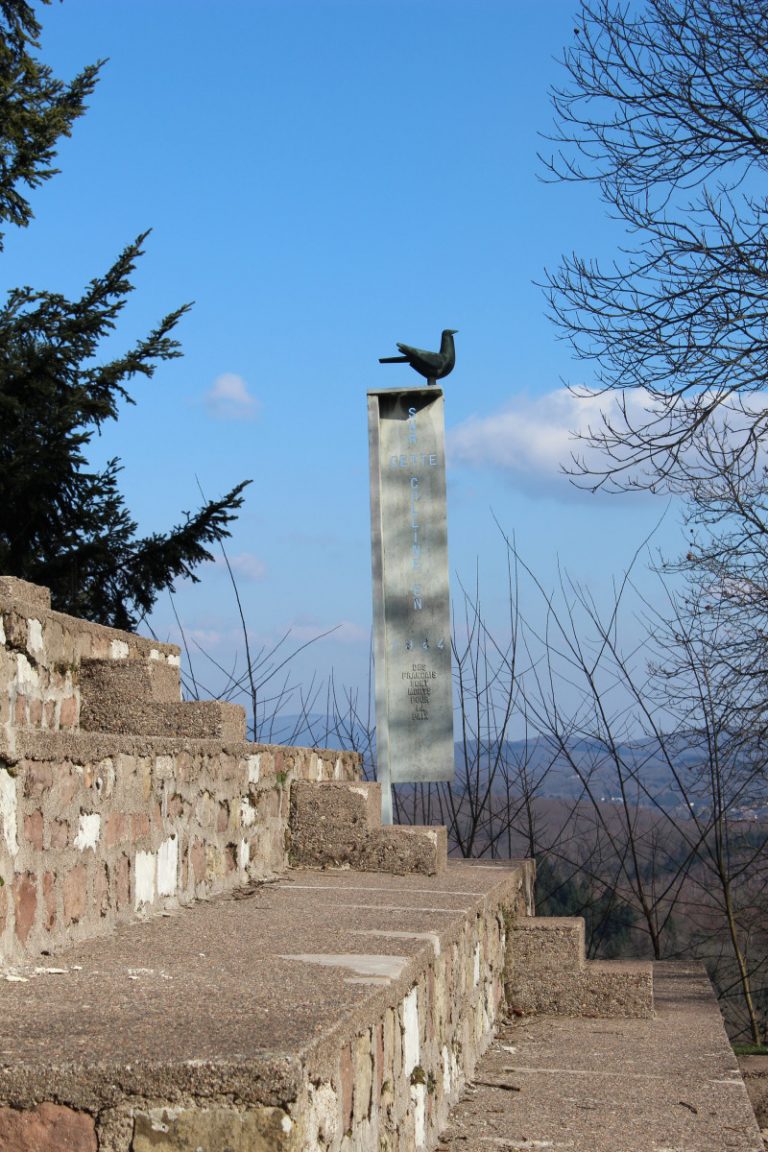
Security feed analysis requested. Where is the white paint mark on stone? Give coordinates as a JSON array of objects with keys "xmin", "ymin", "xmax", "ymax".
[
  {"xmin": 74, "ymin": 813, "xmax": 101, "ymax": 851},
  {"xmin": 281, "ymin": 1115, "xmax": 293, "ymax": 1134},
  {"xmin": 15, "ymin": 653, "xmax": 39, "ymax": 689},
  {"xmin": 0, "ymin": 616, "xmax": 5, "ymax": 645},
  {"xmin": 354, "ymin": 929, "xmax": 441, "ymax": 957},
  {"xmin": 109, "ymin": 639, "xmax": 130, "ymax": 659},
  {"xmin": 411, "ymin": 1082, "xmax": 426, "ymax": 1148},
  {"xmin": 247, "ymin": 754, "xmax": 261, "ymax": 784},
  {"xmin": 334, "ymin": 756, "xmax": 343, "ymax": 780},
  {"xmin": 442, "ymin": 1044, "xmax": 451, "ymax": 1096},
  {"xmin": 167, "ymin": 653, "xmax": 181, "ymax": 667},
  {"xmin": 473, "ymin": 943, "xmax": 481, "ymax": 987},
  {"xmin": 281, "ymin": 953, "xmax": 409, "ymax": 981},
  {"xmin": 26, "ymin": 618, "xmax": 43, "ymax": 658},
  {"xmin": 157, "ymin": 836, "xmax": 178, "ymax": 897},
  {"xmin": 0, "ymin": 769, "xmax": 18, "ymax": 857},
  {"xmin": 238, "ymin": 838, "xmax": 250, "ymax": 871},
  {"xmin": 135, "ymin": 850, "xmax": 156, "ymax": 908},
  {"xmin": 403, "ymin": 986, "xmax": 420, "ymax": 1075},
  {"xmin": 240, "ymin": 798, "xmax": 256, "ymax": 827},
  {"xmin": 148, "ymin": 648, "xmax": 161, "ymax": 661}
]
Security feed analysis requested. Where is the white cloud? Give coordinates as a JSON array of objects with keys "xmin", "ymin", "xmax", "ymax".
[
  {"xmin": 204, "ymin": 373, "xmax": 260, "ymax": 420},
  {"xmin": 216, "ymin": 552, "xmax": 267, "ymax": 581},
  {"xmin": 448, "ymin": 388, "xmax": 650, "ymax": 498}
]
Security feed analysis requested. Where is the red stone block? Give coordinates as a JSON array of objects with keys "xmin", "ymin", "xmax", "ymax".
[
  {"xmin": 114, "ymin": 854, "xmax": 130, "ymax": 910},
  {"xmin": 131, "ymin": 812, "xmax": 150, "ymax": 841},
  {"xmin": 62, "ymin": 864, "xmax": 87, "ymax": 925},
  {"xmin": 58, "ymin": 695, "xmax": 77, "ymax": 729},
  {"xmin": 0, "ymin": 1102, "xmax": 97, "ymax": 1152},
  {"xmin": 43, "ymin": 871, "xmax": 56, "ymax": 931},
  {"xmin": 15, "ymin": 694, "xmax": 28, "ymax": 726},
  {"xmin": 13, "ymin": 872, "xmax": 37, "ymax": 945},
  {"xmin": 23, "ymin": 810, "xmax": 44, "ymax": 850},
  {"xmin": 94, "ymin": 863, "xmax": 109, "ymax": 917},
  {"xmin": 29, "ymin": 698, "xmax": 43, "ymax": 726},
  {"xmin": 104, "ymin": 812, "xmax": 125, "ymax": 848},
  {"xmin": 43, "ymin": 700, "xmax": 56, "ymax": 728},
  {"xmin": 50, "ymin": 819, "xmax": 69, "ymax": 850},
  {"xmin": 57, "ymin": 769, "xmax": 79, "ymax": 806},
  {"xmin": 217, "ymin": 802, "xmax": 230, "ymax": 833},
  {"xmin": 190, "ymin": 839, "xmax": 206, "ymax": 885},
  {"xmin": 24, "ymin": 763, "xmax": 53, "ymax": 799}
]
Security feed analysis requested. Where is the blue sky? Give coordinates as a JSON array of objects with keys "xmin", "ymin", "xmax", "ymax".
[{"xmin": 3, "ymin": 0, "xmax": 684, "ymax": 715}]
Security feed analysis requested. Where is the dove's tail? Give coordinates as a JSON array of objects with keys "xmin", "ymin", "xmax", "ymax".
[{"xmin": 379, "ymin": 356, "xmax": 409, "ymax": 363}]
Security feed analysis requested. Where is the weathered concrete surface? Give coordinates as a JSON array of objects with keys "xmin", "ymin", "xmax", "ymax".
[
  {"xmin": 289, "ymin": 780, "xmax": 448, "ymax": 874},
  {"xmin": 739, "ymin": 1055, "xmax": 768, "ymax": 1143},
  {"xmin": 0, "ymin": 862, "xmax": 534, "ymax": 1151},
  {"xmin": 506, "ymin": 916, "xmax": 653, "ymax": 1018},
  {"xmin": 439, "ymin": 962, "xmax": 763, "ymax": 1152}
]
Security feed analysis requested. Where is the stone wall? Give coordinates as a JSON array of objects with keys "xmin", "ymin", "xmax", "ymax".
[
  {"xmin": 297, "ymin": 897, "xmax": 519, "ymax": 1151},
  {"xmin": 0, "ymin": 577, "xmax": 360, "ymax": 963}
]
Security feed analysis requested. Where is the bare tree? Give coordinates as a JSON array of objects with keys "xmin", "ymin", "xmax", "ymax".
[{"xmin": 543, "ymin": 0, "xmax": 768, "ymax": 493}]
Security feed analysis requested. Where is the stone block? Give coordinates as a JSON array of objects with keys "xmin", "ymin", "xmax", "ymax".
[
  {"xmin": 132, "ymin": 1106, "xmax": 296, "ymax": 1151},
  {"xmin": 507, "ymin": 917, "xmax": 585, "ymax": 977},
  {"xmin": 0, "ymin": 1102, "xmax": 96, "ymax": 1152},
  {"xmin": 23, "ymin": 809, "xmax": 44, "ymax": 850},
  {"xmin": 0, "ymin": 576, "xmax": 52, "ymax": 611},
  {"xmin": 289, "ymin": 782, "xmax": 447, "ymax": 874},
  {"xmin": 13, "ymin": 871, "xmax": 36, "ymax": 945},
  {"xmin": 63, "ymin": 864, "xmax": 87, "ymax": 925},
  {"xmin": 78, "ymin": 657, "xmax": 181, "ymax": 707},
  {"xmin": 505, "ymin": 917, "xmax": 654, "ymax": 1019},
  {"xmin": 23, "ymin": 762, "xmax": 53, "ymax": 799},
  {"xmin": 50, "ymin": 818, "xmax": 69, "ymax": 849},
  {"xmin": 364, "ymin": 826, "xmax": 447, "ymax": 875},
  {"xmin": 58, "ymin": 695, "xmax": 77, "ymax": 729},
  {"xmin": 42, "ymin": 871, "xmax": 56, "ymax": 931},
  {"xmin": 579, "ymin": 959, "xmax": 654, "ymax": 1018},
  {"xmin": 291, "ymin": 780, "xmax": 380, "ymax": 835}
]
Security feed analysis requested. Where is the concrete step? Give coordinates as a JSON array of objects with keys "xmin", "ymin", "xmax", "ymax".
[
  {"xmin": 506, "ymin": 916, "xmax": 653, "ymax": 1018},
  {"xmin": 439, "ymin": 962, "xmax": 763, "ymax": 1152},
  {"xmin": 289, "ymin": 780, "xmax": 448, "ymax": 875},
  {"xmin": 79, "ymin": 695, "xmax": 247, "ymax": 741},
  {"xmin": 79, "ymin": 657, "xmax": 182, "ymax": 705},
  {"xmin": 0, "ymin": 861, "xmax": 535, "ymax": 1152}
]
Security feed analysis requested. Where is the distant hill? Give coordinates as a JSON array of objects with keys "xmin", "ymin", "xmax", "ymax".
[
  {"xmin": 460, "ymin": 732, "xmax": 705, "ymax": 808},
  {"xmin": 251, "ymin": 714, "xmax": 712, "ymax": 808}
]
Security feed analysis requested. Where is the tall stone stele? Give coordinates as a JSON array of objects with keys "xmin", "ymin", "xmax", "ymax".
[{"xmin": 368, "ymin": 387, "xmax": 455, "ymax": 822}]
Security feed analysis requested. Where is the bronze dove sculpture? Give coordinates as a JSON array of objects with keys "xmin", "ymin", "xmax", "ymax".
[{"xmin": 379, "ymin": 329, "xmax": 458, "ymax": 386}]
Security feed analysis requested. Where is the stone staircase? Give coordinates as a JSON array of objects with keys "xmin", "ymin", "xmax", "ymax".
[{"xmin": 0, "ymin": 576, "xmax": 761, "ymax": 1151}]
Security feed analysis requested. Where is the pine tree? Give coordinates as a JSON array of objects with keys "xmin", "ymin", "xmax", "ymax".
[{"xmin": 0, "ymin": 1, "xmax": 250, "ymax": 629}]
